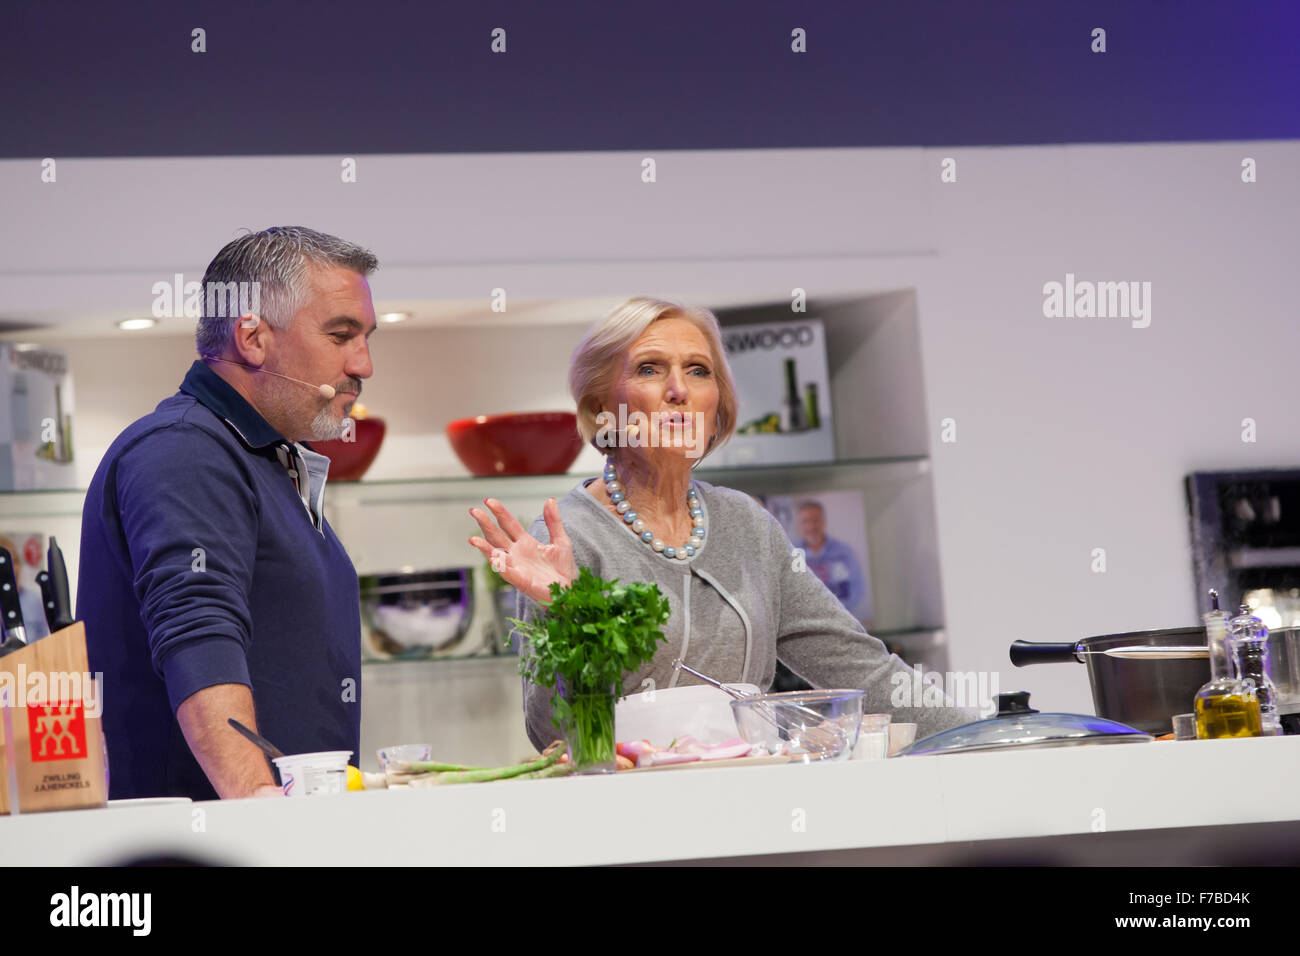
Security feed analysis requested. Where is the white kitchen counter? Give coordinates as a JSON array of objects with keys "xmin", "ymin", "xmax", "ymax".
[{"xmin": 2, "ymin": 735, "xmax": 1297, "ymax": 866}]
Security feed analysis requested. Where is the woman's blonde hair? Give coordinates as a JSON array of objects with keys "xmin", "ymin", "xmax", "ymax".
[{"xmin": 569, "ymin": 297, "xmax": 737, "ymax": 463}]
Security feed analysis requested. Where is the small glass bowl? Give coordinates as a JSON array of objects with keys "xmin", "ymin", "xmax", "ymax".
[{"xmin": 377, "ymin": 743, "xmax": 433, "ymax": 771}]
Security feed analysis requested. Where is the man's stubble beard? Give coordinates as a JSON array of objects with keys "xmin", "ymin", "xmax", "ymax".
[
  {"xmin": 310, "ymin": 401, "xmax": 347, "ymax": 441},
  {"xmin": 261, "ymin": 374, "xmax": 343, "ymax": 442}
]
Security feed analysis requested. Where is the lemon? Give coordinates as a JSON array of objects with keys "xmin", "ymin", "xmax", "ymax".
[{"xmin": 346, "ymin": 765, "xmax": 364, "ymax": 791}]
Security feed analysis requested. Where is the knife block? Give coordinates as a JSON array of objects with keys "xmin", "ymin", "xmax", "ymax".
[
  {"xmin": 0, "ymin": 621, "xmax": 108, "ymax": 814},
  {"xmin": 0, "ymin": 707, "xmax": 7, "ymax": 815}
]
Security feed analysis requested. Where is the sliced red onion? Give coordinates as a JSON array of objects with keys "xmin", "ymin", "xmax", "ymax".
[
  {"xmin": 617, "ymin": 740, "xmax": 659, "ymax": 759},
  {"xmin": 696, "ymin": 740, "xmax": 753, "ymax": 760}
]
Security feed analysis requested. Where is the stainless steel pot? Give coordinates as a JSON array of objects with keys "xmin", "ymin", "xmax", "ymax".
[
  {"xmin": 1269, "ymin": 627, "xmax": 1300, "ymax": 726},
  {"xmin": 1010, "ymin": 626, "xmax": 1300, "ymax": 735}
]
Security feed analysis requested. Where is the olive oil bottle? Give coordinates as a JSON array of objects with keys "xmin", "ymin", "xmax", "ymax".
[
  {"xmin": 1194, "ymin": 607, "xmax": 1262, "ymax": 739},
  {"xmin": 1195, "ymin": 690, "xmax": 1262, "ymax": 738}
]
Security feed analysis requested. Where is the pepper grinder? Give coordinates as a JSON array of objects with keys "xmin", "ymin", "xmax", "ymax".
[{"xmin": 1228, "ymin": 605, "xmax": 1282, "ymax": 736}]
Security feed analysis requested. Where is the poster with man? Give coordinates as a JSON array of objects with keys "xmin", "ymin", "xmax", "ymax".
[{"xmin": 762, "ymin": 491, "xmax": 873, "ymax": 626}]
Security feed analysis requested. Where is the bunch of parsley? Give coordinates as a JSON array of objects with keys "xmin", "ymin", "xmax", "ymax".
[{"xmin": 513, "ymin": 566, "xmax": 671, "ymax": 704}]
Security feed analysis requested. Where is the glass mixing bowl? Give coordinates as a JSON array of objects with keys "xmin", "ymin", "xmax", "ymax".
[{"xmin": 730, "ymin": 689, "xmax": 866, "ymax": 762}]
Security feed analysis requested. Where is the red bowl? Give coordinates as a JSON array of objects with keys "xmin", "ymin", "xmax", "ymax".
[
  {"xmin": 446, "ymin": 412, "xmax": 584, "ymax": 476},
  {"xmin": 313, "ymin": 418, "xmax": 386, "ymax": 481}
]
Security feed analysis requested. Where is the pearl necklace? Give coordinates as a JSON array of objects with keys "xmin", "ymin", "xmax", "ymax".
[{"xmin": 603, "ymin": 457, "xmax": 705, "ymax": 561}]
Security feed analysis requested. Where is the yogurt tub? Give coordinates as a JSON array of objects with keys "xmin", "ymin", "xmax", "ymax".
[{"xmin": 272, "ymin": 751, "xmax": 352, "ymax": 797}]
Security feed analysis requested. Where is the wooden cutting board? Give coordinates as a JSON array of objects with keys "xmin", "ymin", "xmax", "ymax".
[{"xmin": 621, "ymin": 754, "xmax": 795, "ymax": 773}]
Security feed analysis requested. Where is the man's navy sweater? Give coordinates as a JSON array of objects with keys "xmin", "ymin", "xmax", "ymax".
[{"xmin": 78, "ymin": 361, "xmax": 362, "ymax": 800}]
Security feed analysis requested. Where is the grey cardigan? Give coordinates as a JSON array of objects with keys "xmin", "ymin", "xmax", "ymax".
[{"xmin": 515, "ymin": 477, "xmax": 981, "ymax": 752}]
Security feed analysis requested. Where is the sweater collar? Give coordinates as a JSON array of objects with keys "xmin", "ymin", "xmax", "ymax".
[{"xmin": 179, "ymin": 360, "xmax": 289, "ymax": 450}]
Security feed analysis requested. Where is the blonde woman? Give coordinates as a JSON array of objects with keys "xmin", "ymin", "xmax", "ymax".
[{"xmin": 469, "ymin": 297, "xmax": 978, "ymax": 751}]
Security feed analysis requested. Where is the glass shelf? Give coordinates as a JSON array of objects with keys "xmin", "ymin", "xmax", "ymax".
[
  {"xmin": 0, "ymin": 454, "xmax": 929, "ymax": 503},
  {"xmin": 358, "ymin": 629, "xmax": 945, "ymax": 671},
  {"xmin": 0, "ymin": 487, "xmax": 87, "ymax": 519},
  {"xmin": 326, "ymin": 454, "xmax": 931, "ymax": 507},
  {"xmin": 873, "ymin": 627, "xmax": 945, "ymax": 642},
  {"xmin": 2, "ymin": 455, "xmax": 946, "ymax": 670},
  {"xmin": 0, "ymin": 486, "xmax": 89, "ymax": 497},
  {"xmin": 362, "ymin": 652, "xmax": 517, "ymax": 668}
]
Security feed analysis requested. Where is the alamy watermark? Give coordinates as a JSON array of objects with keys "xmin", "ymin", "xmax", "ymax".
[
  {"xmin": 50, "ymin": 886, "xmax": 151, "ymax": 936},
  {"xmin": 1042, "ymin": 273, "xmax": 1151, "ymax": 328},
  {"xmin": 0, "ymin": 665, "xmax": 103, "ymax": 717},
  {"xmin": 151, "ymin": 274, "xmax": 261, "ymax": 319},
  {"xmin": 890, "ymin": 665, "xmax": 1000, "ymax": 717},
  {"xmin": 594, "ymin": 403, "xmax": 708, "ymax": 459}
]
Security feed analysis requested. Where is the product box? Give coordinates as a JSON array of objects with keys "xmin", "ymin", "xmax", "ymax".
[
  {"xmin": 0, "ymin": 345, "xmax": 76, "ymax": 491},
  {"xmin": 711, "ymin": 318, "xmax": 834, "ymax": 467}
]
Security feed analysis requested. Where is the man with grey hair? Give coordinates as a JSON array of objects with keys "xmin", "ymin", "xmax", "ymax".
[
  {"xmin": 793, "ymin": 498, "xmax": 869, "ymax": 621},
  {"xmin": 78, "ymin": 226, "xmax": 379, "ymax": 800}
]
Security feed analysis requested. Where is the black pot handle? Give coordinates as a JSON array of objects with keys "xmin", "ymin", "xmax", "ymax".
[{"xmin": 1009, "ymin": 640, "xmax": 1084, "ymax": 667}]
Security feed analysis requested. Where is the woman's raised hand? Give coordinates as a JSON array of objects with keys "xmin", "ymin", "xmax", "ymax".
[{"xmin": 468, "ymin": 497, "xmax": 578, "ymax": 606}]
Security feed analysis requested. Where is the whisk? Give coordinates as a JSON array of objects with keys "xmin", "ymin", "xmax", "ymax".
[{"xmin": 671, "ymin": 658, "xmax": 851, "ymax": 741}]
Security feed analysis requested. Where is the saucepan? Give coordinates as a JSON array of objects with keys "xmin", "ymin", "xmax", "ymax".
[{"xmin": 1010, "ymin": 626, "xmax": 1300, "ymax": 735}]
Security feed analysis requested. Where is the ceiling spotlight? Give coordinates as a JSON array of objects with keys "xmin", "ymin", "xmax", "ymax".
[
  {"xmin": 379, "ymin": 312, "xmax": 412, "ymax": 325},
  {"xmin": 117, "ymin": 317, "xmax": 158, "ymax": 331}
]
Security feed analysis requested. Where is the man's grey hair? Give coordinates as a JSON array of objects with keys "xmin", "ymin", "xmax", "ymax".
[{"xmin": 195, "ymin": 226, "xmax": 378, "ymax": 358}]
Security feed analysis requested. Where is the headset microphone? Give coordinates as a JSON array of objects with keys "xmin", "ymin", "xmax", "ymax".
[{"xmin": 207, "ymin": 357, "xmax": 337, "ymax": 399}]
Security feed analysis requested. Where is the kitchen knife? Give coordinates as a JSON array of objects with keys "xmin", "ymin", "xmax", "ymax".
[
  {"xmin": 227, "ymin": 718, "xmax": 286, "ymax": 759},
  {"xmin": 36, "ymin": 569, "xmax": 57, "ymax": 632},
  {"xmin": 0, "ymin": 546, "xmax": 28, "ymax": 656},
  {"xmin": 45, "ymin": 536, "xmax": 75, "ymax": 632}
]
